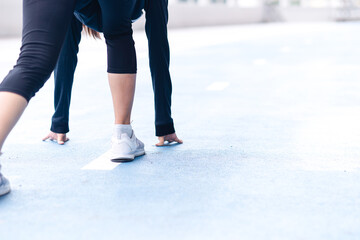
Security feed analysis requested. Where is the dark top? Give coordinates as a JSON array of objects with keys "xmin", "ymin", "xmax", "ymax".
[{"xmin": 52, "ymin": 0, "xmax": 175, "ymax": 136}]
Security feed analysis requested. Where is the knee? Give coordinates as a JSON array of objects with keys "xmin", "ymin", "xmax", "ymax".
[
  {"xmin": 0, "ymin": 47, "xmax": 58, "ymax": 101},
  {"xmin": 0, "ymin": 66, "xmax": 50, "ymax": 101},
  {"xmin": 105, "ymin": 33, "xmax": 137, "ymax": 74},
  {"xmin": 18, "ymin": 44, "xmax": 59, "ymax": 76}
]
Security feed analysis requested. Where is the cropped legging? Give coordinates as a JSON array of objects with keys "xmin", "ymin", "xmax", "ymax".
[{"xmin": 0, "ymin": 0, "xmax": 137, "ymax": 102}]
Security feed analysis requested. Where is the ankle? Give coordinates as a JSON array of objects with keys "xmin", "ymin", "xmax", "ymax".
[{"xmin": 114, "ymin": 124, "xmax": 133, "ymax": 138}]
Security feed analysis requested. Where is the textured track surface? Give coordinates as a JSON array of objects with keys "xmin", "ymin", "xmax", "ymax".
[{"xmin": 1, "ymin": 22, "xmax": 360, "ymax": 239}]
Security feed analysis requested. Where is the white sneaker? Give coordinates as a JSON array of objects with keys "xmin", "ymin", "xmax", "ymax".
[
  {"xmin": 0, "ymin": 160, "xmax": 11, "ymax": 196},
  {"xmin": 111, "ymin": 131, "xmax": 145, "ymax": 162}
]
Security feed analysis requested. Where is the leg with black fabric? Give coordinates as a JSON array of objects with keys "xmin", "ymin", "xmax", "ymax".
[
  {"xmin": 0, "ymin": 0, "xmax": 77, "ymax": 196},
  {"xmin": 97, "ymin": 0, "xmax": 144, "ymax": 162}
]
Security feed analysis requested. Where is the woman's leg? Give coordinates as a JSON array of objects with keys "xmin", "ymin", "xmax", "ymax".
[
  {"xmin": 98, "ymin": 0, "xmax": 137, "ymax": 125},
  {"xmin": 0, "ymin": 93, "xmax": 27, "ymax": 152},
  {"xmin": 99, "ymin": 0, "xmax": 137, "ymax": 127},
  {"xmin": 108, "ymin": 71, "xmax": 145, "ymax": 163},
  {"xmin": 0, "ymin": 0, "xmax": 77, "ymax": 153},
  {"xmin": 97, "ymin": 0, "xmax": 144, "ymax": 161},
  {"xmin": 0, "ymin": 0, "xmax": 77, "ymax": 195},
  {"xmin": 108, "ymin": 73, "xmax": 136, "ymax": 125}
]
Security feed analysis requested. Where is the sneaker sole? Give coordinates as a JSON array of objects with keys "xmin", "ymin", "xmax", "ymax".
[
  {"xmin": 0, "ymin": 179, "xmax": 11, "ymax": 197},
  {"xmin": 111, "ymin": 150, "xmax": 145, "ymax": 163},
  {"xmin": 0, "ymin": 187, "xmax": 10, "ymax": 196}
]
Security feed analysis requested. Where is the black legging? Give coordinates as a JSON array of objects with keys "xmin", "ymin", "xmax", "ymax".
[{"xmin": 0, "ymin": 0, "xmax": 137, "ymax": 102}]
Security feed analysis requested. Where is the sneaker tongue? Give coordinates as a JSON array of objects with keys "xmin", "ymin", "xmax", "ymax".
[{"xmin": 121, "ymin": 133, "xmax": 131, "ymax": 139}]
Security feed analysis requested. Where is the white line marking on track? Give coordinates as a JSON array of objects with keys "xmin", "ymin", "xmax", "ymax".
[
  {"xmin": 81, "ymin": 150, "xmax": 121, "ymax": 170},
  {"xmin": 206, "ymin": 82, "xmax": 230, "ymax": 91}
]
